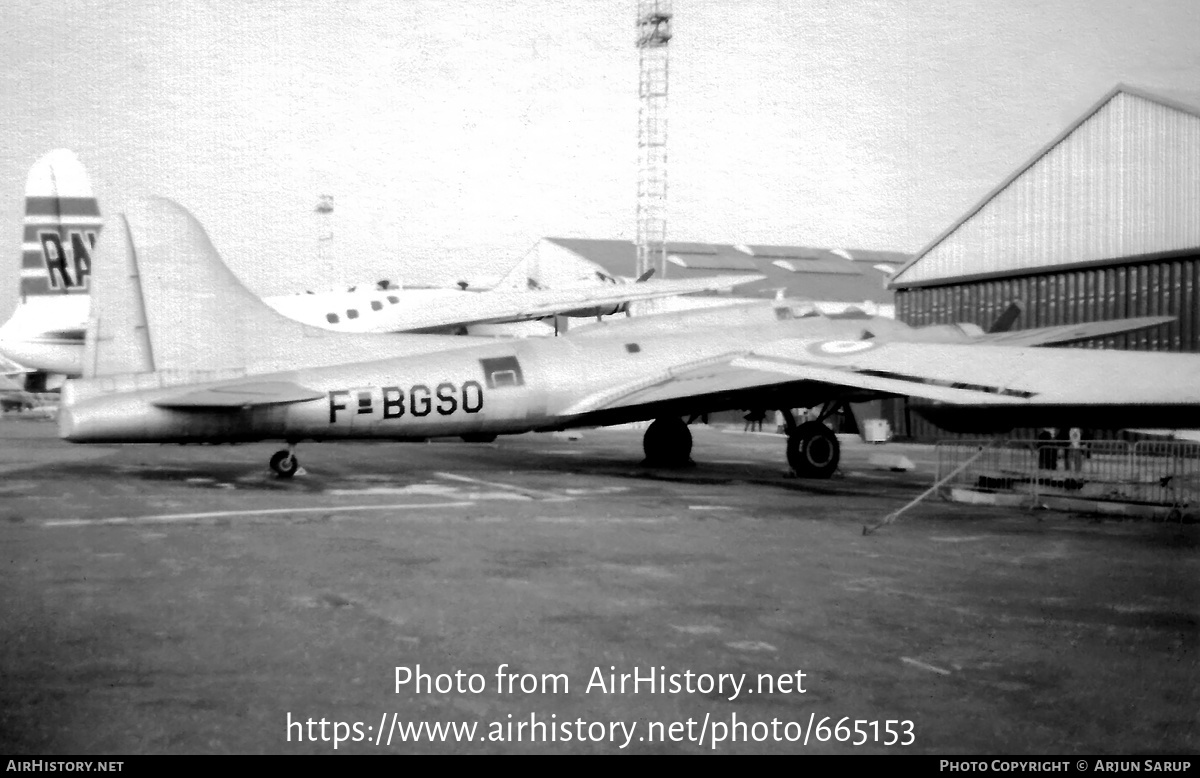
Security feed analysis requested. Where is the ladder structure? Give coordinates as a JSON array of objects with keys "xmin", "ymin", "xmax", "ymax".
[{"xmin": 635, "ymin": 1, "xmax": 672, "ymax": 278}]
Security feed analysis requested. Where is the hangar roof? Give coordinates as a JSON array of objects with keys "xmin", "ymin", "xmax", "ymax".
[
  {"xmin": 890, "ymin": 84, "xmax": 1200, "ymax": 289},
  {"xmin": 544, "ymin": 238, "xmax": 906, "ymax": 304}
]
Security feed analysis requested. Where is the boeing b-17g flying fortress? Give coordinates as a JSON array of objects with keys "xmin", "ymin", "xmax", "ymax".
[
  {"xmin": 46, "ymin": 190, "xmax": 1200, "ymax": 479},
  {"xmin": 0, "ymin": 150, "xmax": 756, "ymax": 382}
]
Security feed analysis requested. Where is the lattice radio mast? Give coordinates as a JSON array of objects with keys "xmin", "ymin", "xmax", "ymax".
[{"xmin": 635, "ymin": 1, "xmax": 671, "ymax": 278}]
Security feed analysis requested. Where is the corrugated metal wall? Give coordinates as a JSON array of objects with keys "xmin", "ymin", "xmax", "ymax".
[
  {"xmin": 894, "ymin": 90, "xmax": 1200, "ymax": 286},
  {"xmin": 891, "ymin": 255, "xmax": 1200, "ymax": 439}
]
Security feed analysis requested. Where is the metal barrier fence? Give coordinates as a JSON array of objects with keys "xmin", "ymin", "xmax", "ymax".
[{"xmin": 935, "ymin": 439, "xmax": 1200, "ymax": 517}]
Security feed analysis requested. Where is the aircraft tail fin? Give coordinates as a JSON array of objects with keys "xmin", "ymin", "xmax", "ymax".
[
  {"xmin": 84, "ymin": 197, "xmax": 468, "ymax": 380},
  {"xmin": 21, "ymin": 149, "xmax": 101, "ymax": 300}
]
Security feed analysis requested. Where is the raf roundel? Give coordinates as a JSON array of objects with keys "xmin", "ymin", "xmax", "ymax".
[{"xmin": 806, "ymin": 340, "xmax": 878, "ymax": 357}]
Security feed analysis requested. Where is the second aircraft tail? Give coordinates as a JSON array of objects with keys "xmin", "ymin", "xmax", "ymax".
[{"xmin": 20, "ymin": 149, "xmax": 101, "ymax": 300}]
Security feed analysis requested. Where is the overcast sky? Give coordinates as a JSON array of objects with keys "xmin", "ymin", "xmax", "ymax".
[{"xmin": 1, "ymin": 0, "xmax": 1198, "ymax": 316}]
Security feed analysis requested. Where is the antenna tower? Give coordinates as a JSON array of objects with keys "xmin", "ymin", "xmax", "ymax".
[{"xmin": 635, "ymin": 0, "xmax": 671, "ymax": 278}]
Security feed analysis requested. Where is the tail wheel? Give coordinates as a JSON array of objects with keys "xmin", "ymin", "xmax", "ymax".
[
  {"xmin": 270, "ymin": 450, "xmax": 299, "ymax": 478},
  {"xmin": 643, "ymin": 416, "xmax": 693, "ymax": 467},
  {"xmin": 786, "ymin": 421, "xmax": 839, "ymax": 478}
]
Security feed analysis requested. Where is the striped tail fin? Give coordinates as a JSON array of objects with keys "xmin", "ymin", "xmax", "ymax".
[{"xmin": 21, "ymin": 149, "xmax": 101, "ymax": 299}]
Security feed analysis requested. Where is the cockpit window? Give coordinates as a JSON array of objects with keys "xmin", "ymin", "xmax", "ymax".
[{"xmin": 326, "ymin": 313, "xmax": 339, "ymax": 323}]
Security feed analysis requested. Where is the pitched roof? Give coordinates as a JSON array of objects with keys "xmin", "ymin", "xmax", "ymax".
[{"xmin": 889, "ymin": 84, "xmax": 1200, "ymax": 288}]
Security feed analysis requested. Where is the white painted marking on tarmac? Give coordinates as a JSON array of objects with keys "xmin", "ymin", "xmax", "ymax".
[
  {"xmin": 534, "ymin": 516, "xmax": 671, "ymax": 524},
  {"xmin": 688, "ymin": 505, "xmax": 732, "ymax": 511},
  {"xmin": 327, "ymin": 483, "xmax": 536, "ymax": 502},
  {"xmin": 671, "ymin": 624, "xmax": 722, "ymax": 635},
  {"xmin": 726, "ymin": 641, "xmax": 777, "ymax": 652},
  {"xmin": 930, "ymin": 536, "xmax": 989, "ymax": 543},
  {"xmin": 326, "ymin": 484, "xmax": 461, "ymax": 496},
  {"xmin": 901, "ymin": 657, "xmax": 951, "ymax": 675},
  {"xmin": 41, "ymin": 501, "xmax": 476, "ymax": 527},
  {"xmin": 561, "ymin": 486, "xmax": 629, "ymax": 496},
  {"xmin": 434, "ymin": 471, "xmax": 547, "ymax": 498},
  {"xmin": 465, "ymin": 491, "xmax": 534, "ymax": 502}
]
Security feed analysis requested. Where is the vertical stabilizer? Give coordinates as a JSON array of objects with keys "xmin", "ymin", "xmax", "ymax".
[
  {"xmin": 21, "ymin": 149, "xmax": 101, "ymax": 299},
  {"xmin": 110, "ymin": 197, "xmax": 470, "ymax": 377}
]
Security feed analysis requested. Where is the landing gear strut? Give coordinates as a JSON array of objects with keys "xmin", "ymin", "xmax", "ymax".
[
  {"xmin": 642, "ymin": 416, "xmax": 692, "ymax": 467},
  {"xmin": 269, "ymin": 445, "xmax": 299, "ymax": 478},
  {"xmin": 781, "ymin": 405, "xmax": 840, "ymax": 478}
]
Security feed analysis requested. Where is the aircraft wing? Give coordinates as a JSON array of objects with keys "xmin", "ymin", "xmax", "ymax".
[
  {"xmin": 152, "ymin": 381, "xmax": 324, "ymax": 410},
  {"xmin": 972, "ymin": 316, "xmax": 1174, "ymax": 347},
  {"xmin": 560, "ymin": 337, "xmax": 1200, "ymax": 418},
  {"xmin": 351, "ymin": 274, "xmax": 762, "ymax": 333}
]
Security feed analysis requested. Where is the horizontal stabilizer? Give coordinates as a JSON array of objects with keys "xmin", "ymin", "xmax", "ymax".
[{"xmin": 152, "ymin": 381, "xmax": 324, "ymax": 410}]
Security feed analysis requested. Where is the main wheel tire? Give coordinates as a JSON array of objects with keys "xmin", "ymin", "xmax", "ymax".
[
  {"xmin": 643, "ymin": 416, "xmax": 693, "ymax": 467},
  {"xmin": 270, "ymin": 450, "xmax": 299, "ymax": 478},
  {"xmin": 786, "ymin": 421, "xmax": 839, "ymax": 478}
]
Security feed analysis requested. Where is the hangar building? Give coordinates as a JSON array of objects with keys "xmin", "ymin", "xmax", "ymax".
[
  {"xmin": 888, "ymin": 84, "xmax": 1200, "ymax": 439},
  {"xmin": 519, "ymin": 238, "xmax": 905, "ymax": 317}
]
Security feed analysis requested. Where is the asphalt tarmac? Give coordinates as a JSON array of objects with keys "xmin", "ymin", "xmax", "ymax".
[{"xmin": 0, "ymin": 417, "xmax": 1195, "ymax": 754}]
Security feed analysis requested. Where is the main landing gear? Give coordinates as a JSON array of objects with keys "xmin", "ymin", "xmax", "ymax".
[
  {"xmin": 641, "ymin": 410, "xmax": 840, "ymax": 476},
  {"xmin": 782, "ymin": 407, "xmax": 840, "ymax": 478},
  {"xmin": 642, "ymin": 416, "xmax": 693, "ymax": 467},
  {"xmin": 269, "ymin": 445, "xmax": 300, "ymax": 478}
]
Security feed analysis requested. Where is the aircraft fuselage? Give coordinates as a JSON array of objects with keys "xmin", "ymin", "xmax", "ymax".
[{"xmin": 59, "ymin": 319, "xmax": 824, "ymax": 444}]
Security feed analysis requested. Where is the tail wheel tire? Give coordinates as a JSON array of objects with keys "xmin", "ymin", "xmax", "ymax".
[
  {"xmin": 270, "ymin": 450, "xmax": 299, "ymax": 478},
  {"xmin": 786, "ymin": 421, "xmax": 839, "ymax": 478},
  {"xmin": 643, "ymin": 417, "xmax": 693, "ymax": 467}
]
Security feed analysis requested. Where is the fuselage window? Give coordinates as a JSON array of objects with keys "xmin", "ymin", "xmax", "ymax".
[
  {"xmin": 479, "ymin": 355, "xmax": 525, "ymax": 389},
  {"xmin": 347, "ymin": 309, "xmax": 359, "ymax": 319},
  {"xmin": 371, "ymin": 300, "xmax": 382, "ymax": 311},
  {"xmin": 491, "ymin": 370, "xmax": 518, "ymax": 387},
  {"xmin": 387, "ymin": 296, "xmax": 399, "ymax": 304},
  {"xmin": 326, "ymin": 313, "xmax": 339, "ymax": 323},
  {"xmin": 625, "ymin": 343, "xmax": 641, "ymax": 353}
]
